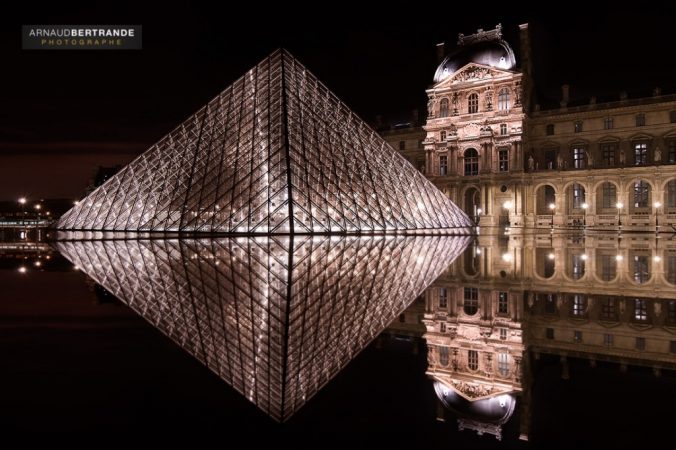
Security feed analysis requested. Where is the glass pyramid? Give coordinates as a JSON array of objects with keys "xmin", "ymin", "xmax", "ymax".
[
  {"xmin": 56, "ymin": 235, "xmax": 470, "ymax": 421},
  {"xmin": 56, "ymin": 49, "xmax": 471, "ymax": 234}
]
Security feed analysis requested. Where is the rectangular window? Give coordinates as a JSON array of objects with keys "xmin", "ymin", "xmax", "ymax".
[
  {"xmin": 498, "ymin": 353, "xmax": 509, "ymax": 377},
  {"xmin": 572, "ymin": 295, "xmax": 586, "ymax": 314},
  {"xmin": 574, "ymin": 330, "xmax": 583, "ymax": 342},
  {"xmin": 572, "ymin": 183, "xmax": 584, "ymax": 209},
  {"xmin": 603, "ymin": 333, "xmax": 614, "ymax": 346},
  {"xmin": 669, "ymin": 139, "xmax": 676, "ymax": 163},
  {"xmin": 468, "ymin": 350, "xmax": 479, "ymax": 370},
  {"xmin": 636, "ymin": 113, "xmax": 646, "ymax": 127},
  {"xmin": 546, "ymin": 124, "xmax": 555, "ymax": 135},
  {"xmin": 573, "ymin": 146, "xmax": 585, "ymax": 169},
  {"xmin": 574, "ymin": 121, "xmax": 583, "ymax": 133},
  {"xmin": 440, "ymin": 323, "xmax": 446, "ymax": 333},
  {"xmin": 500, "ymin": 123, "xmax": 508, "ymax": 135},
  {"xmin": 602, "ymin": 183, "xmax": 617, "ymax": 209},
  {"xmin": 601, "ymin": 142, "xmax": 616, "ymax": 167},
  {"xmin": 636, "ymin": 337, "xmax": 646, "ymax": 351},
  {"xmin": 668, "ymin": 301, "xmax": 676, "ymax": 325},
  {"xmin": 439, "ymin": 346, "xmax": 449, "ymax": 366},
  {"xmin": 671, "ymin": 341, "xmax": 676, "ymax": 354},
  {"xmin": 500, "ymin": 328, "xmax": 508, "ymax": 340},
  {"xmin": 633, "ymin": 181, "xmax": 649, "ymax": 208},
  {"xmin": 438, "ymin": 287, "xmax": 448, "ymax": 308},
  {"xmin": 634, "ymin": 142, "xmax": 648, "ymax": 165},
  {"xmin": 600, "ymin": 256, "xmax": 617, "ymax": 281},
  {"xmin": 439, "ymin": 155, "xmax": 448, "ymax": 176},
  {"xmin": 604, "ymin": 117, "xmax": 614, "ymax": 130},
  {"xmin": 633, "ymin": 255, "xmax": 650, "ymax": 283},
  {"xmin": 499, "ymin": 149, "xmax": 509, "ymax": 172},
  {"xmin": 634, "ymin": 298, "xmax": 648, "ymax": 321},
  {"xmin": 670, "ymin": 111, "xmax": 676, "ymax": 123},
  {"xmin": 545, "ymin": 294, "xmax": 557, "ymax": 315},
  {"xmin": 546, "ymin": 328, "xmax": 555, "ymax": 339},
  {"xmin": 498, "ymin": 292, "xmax": 509, "ymax": 314}
]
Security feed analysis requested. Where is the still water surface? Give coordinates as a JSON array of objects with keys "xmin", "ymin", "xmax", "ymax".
[{"xmin": 1, "ymin": 229, "xmax": 674, "ymax": 447}]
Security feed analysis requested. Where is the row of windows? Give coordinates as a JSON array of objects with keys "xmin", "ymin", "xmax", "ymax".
[
  {"xmin": 438, "ymin": 348, "xmax": 511, "ymax": 375},
  {"xmin": 545, "ymin": 111, "xmax": 676, "ymax": 136},
  {"xmin": 438, "ymin": 88, "xmax": 512, "ymax": 118},
  {"xmin": 437, "ymin": 288, "xmax": 510, "ymax": 315},
  {"xmin": 545, "ymin": 328, "xmax": 676, "ymax": 353}
]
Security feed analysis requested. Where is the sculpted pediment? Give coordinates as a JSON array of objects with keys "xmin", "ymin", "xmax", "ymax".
[{"xmin": 436, "ymin": 63, "xmax": 511, "ymax": 88}]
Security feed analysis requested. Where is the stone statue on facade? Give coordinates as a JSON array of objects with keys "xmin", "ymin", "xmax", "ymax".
[
  {"xmin": 655, "ymin": 146, "xmax": 662, "ymax": 163},
  {"xmin": 528, "ymin": 154, "xmax": 535, "ymax": 172}
]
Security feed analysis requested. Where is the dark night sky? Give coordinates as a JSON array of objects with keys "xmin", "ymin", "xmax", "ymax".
[{"xmin": 2, "ymin": 1, "xmax": 675, "ymax": 199}]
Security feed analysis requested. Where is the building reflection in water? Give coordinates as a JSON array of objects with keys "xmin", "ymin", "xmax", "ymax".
[
  {"xmin": 55, "ymin": 234, "xmax": 469, "ymax": 421},
  {"xmin": 404, "ymin": 233, "xmax": 676, "ymax": 441}
]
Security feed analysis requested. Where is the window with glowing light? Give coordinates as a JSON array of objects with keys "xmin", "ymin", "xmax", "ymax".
[
  {"xmin": 498, "ymin": 88, "xmax": 510, "ymax": 110},
  {"xmin": 438, "ymin": 287, "xmax": 448, "ymax": 308},
  {"xmin": 498, "ymin": 353, "xmax": 510, "ymax": 377},
  {"xmin": 633, "ymin": 180, "xmax": 650, "ymax": 208},
  {"xmin": 439, "ymin": 98, "xmax": 449, "ymax": 118},
  {"xmin": 499, "ymin": 149, "xmax": 509, "ymax": 172},
  {"xmin": 572, "ymin": 146, "xmax": 585, "ymax": 169},
  {"xmin": 439, "ymin": 155, "xmax": 447, "ymax": 176},
  {"xmin": 498, "ymin": 291, "xmax": 509, "ymax": 314},
  {"xmin": 571, "ymin": 295, "xmax": 587, "ymax": 315},
  {"xmin": 634, "ymin": 298, "xmax": 648, "ymax": 321},
  {"xmin": 634, "ymin": 142, "xmax": 648, "ymax": 165},
  {"xmin": 439, "ymin": 346, "xmax": 450, "ymax": 366}
]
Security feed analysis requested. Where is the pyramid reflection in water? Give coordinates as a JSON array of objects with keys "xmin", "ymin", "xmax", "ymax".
[
  {"xmin": 56, "ymin": 50, "xmax": 470, "ymax": 234},
  {"xmin": 56, "ymin": 235, "xmax": 469, "ymax": 421}
]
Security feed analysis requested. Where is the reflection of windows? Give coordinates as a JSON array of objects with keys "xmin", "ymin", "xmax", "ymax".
[
  {"xmin": 601, "ymin": 298, "xmax": 617, "ymax": 320},
  {"xmin": 599, "ymin": 254, "xmax": 617, "ymax": 281},
  {"xmin": 546, "ymin": 328, "xmax": 555, "ymax": 339},
  {"xmin": 572, "ymin": 295, "xmax": 587, "ymax": 316},
  {"xmin": 574, "ymin": 330, "xmax": 583, "ymax": 342},
  {"xmin": 468, "ymin": 93, "xmax": 479, "ymax": 114},
  {"xmin": 634, "ymin": 142, "xmax": 648, "ymax": 165},
  {"xmin": 571, "ymin": 254, "xmax": 586, "ymax": 279},
  {"xmin": 603, "ymin": 333, "xmax": 614, "ymax": 346},
  {"xmin": 463, "ymin": 287, "xmax": 478, "ymax": 315},
  {"xmin": 574, "ymin": 121, "xmax": 583, "ymax": 133},
  {"xmin": 544, "ymin": 294, "xmax": 557, "ymax": 315},
  {"xmin": 468, "ymin": 350, "xmax": 479, "ymax": 370},
  {"xmin": 633, "ymin": 181, "xmax": 649, "ymax": 208},
  {"xmin": 464, "ymin": 148, "xmax": 479, "ymax": 176},
  {"xmin": 498, "ymin": 353, "xmax": 509, "ymax": 377},
  {"xmin": 498, "ymin": 88, "xmax": 510, "ymax": 110},
  {"xmin": 667, "ymin": 301, "xmax": 676, "ymax": 325},
  {"xmin": 498, "ymin": 292, "xmax": 509, "ymax": 314},
  {"xmin": 634, "ymin": 299, "xmax": 648, "ymax": 321},
  {"xmin": 439, "ymin": 346, "xmax": 449, "ymax": 366},
  {"xmin": 438, "ymin": 287, "xmax": 448, "ymax": 308},
  {"xmin": 601, "ymin": 143, "xmax": 616, "ymax": 167},
  {"xmin": 636, "ymin": 113, "xmax": 646, "ymax": 127},
  {"xmin": 636, "ymin": 337, "xmax": 646, "ymax": 350},
  {"xmin": 669, "ymin": 139, "xmax": 676, "ymax": 163},
  {"xmin": 439, "ymin": 155, "xmax": 447, "ymax": 176},
  {"xmin": 500, "ymin": 328, "xmax": 508, "ymax": 340},
  {"xmin": 633, "ymin": 255, "xmax": 650, "ymax": 283},
  {"xmin": 601, "ymin": 182, "xmax": 617, "ymax": 209},
  {"xmin": 604, "ymin": 117, "xmax": 614, "ymax": 130}
]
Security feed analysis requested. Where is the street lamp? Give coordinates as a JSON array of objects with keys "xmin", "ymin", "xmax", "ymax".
[
  {"xmin": 549, "ymin": 202, "xmax": 556, "ymax": 230},
  {"xmin": 616, "ymin": 202, "xmax": 624, "ymax": 230},
  {"xmin": 502, "ymin": 201, "xmax": 513, "ymax": 228},
  {"xmin": 654, "ymin": 201, "xmax": 661, "ymax": 232},
  {"xmin": 581, "ymin": 202, "xmax": 589, "ymax": 229},
  {"xmin": 475, "ymin": 207, "xmax": 482, "ymax": 226},
  {"xmin": 18, "ymin": 197, "xmax": 26, "ymax": 227}
]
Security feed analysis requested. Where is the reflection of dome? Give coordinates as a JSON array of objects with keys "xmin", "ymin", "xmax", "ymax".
[
  {"xmin": 433, "ymin": 39, "xmax": 516, "ymax": 83},
  {"xmin": 434, "ymin": 381, "xmax": 516, "ymax": 425}
]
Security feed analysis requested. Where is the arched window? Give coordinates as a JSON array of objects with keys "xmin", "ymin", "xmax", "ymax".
[
  {"xmin": 498, "ymin": 88, "xmax": 510, "ymax": 110},
  {"xmin": 633, "ymin": 180, "xmax": 650, "ymax": 209},
  {"xmin": 439, "ymin": 98, "xmax": 449, "ymax": 118},
  {"xmin": 439, "ymin": 346, "xmax": 449, "ymax": 366},
  {"xmin": 600, "ymin": 182, "xmax": 617, "ymax": 209},
  {"xmin": 464, "ymin": 148, "xmax": 479, "ymax": 176},
  {"xmin": 463, "ymin": 287, "xmax": 478, "ymax": 315},
  {"xmin": 468, "ymin": 93, "xmax": 479, "ymax": 114}
]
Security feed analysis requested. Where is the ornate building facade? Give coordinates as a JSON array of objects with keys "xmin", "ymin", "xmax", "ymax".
[{"xmin": 381, "ymin": 24, "xmax": 676, "ymax": 230}]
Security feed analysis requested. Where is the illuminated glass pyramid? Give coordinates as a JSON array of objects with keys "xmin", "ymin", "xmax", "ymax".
[
  {"xmin": 56, "ymin": 235, "xmax": 470, "ymax": 421},
  {"xmin": 56, "ymin": 49, "xmax": 471, "ymax": 234}
]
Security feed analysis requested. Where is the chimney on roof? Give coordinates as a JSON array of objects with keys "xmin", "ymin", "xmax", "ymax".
[
  {"xmin": 560, "ymin": 84, "xmax": 570, "ymax": 108},
  {"xmin": 436, "ymin": 42, "xmax": 445, "ymax": 64}
]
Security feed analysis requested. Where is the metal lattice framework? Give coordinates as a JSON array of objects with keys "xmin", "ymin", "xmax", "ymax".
[
  {"xmin": 56, "ymin": 235, "xmax": 469, "ymax": 420},
  {"xmin": 56, "ymin": 49, "xmax": 471, "ymax": 234}
]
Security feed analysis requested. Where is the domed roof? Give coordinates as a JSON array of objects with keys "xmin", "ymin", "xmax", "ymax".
[
  {"xmin": 433, "ymin": 35, "xmax": 516, "ymax": 83},
  {"xmin": 433, "ymin": 381, "xmax": 516, "ymax": 425}
]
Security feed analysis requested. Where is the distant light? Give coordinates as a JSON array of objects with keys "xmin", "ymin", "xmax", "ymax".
[
  {"xmin": 73, "ymin": 200, "xmax": 80, "ymax": 205},
  {"xmin": 34, "ymin": 261, "xmax": 42, "ymax": 267},
  {"xmin": 616, "ymin": 202, "xmax": 624, "ymax": 209},
  {"xmin": 581, "ymin": 203, "xmax": 589, "ymax": 210},
  {"xmin": 73, "ymin": 265, "xmax": 80, "ymax": 271},
  {"xmin": 34, "ymin": 204, "xmax": 41, "ymax": 210},
  {"xmin": 654, "ymin": 255, "xmax": 662, "ymax": 262},
  {"xmin": 615, "ymin": 255, "xmax": 623, "ymax": 261},
  {"xmin": 18, "ymin": 197, "xmax": 27, "ymax": 205},
  {"xmin": 502, "ymin": 253, "xmax": 513, "ymax": 262},
  {"xmin": 654, "ymin": 201, "xmax": 661, "ymax": 209},
  {"xmin": 46, "ymin": 211, "xmax": 51, "ymax": 216},
  {"xmin": 548, "ymin": 253, "xmax": 555, "ymax": 260},
  {"xmin": 475, "ymin": 248, "xmax": 482, "ymax": 255},
  {"xmin": 548, "ymin": 203, "xmax": 556, "ymax": 210},
  {"xmin": 581, "ymin": 254, "xmax": 588, "ymax": 261},
  {"xmin": 503, "ymin": 201, "xmax": 513, "ymax": 209},
  {"xmin": 18, "ymin": 266, "xmax": 27, "ymax": 274},
  {"xmin": 476, "ymin": 208, "xmax": 483, "ymax": 214}
]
